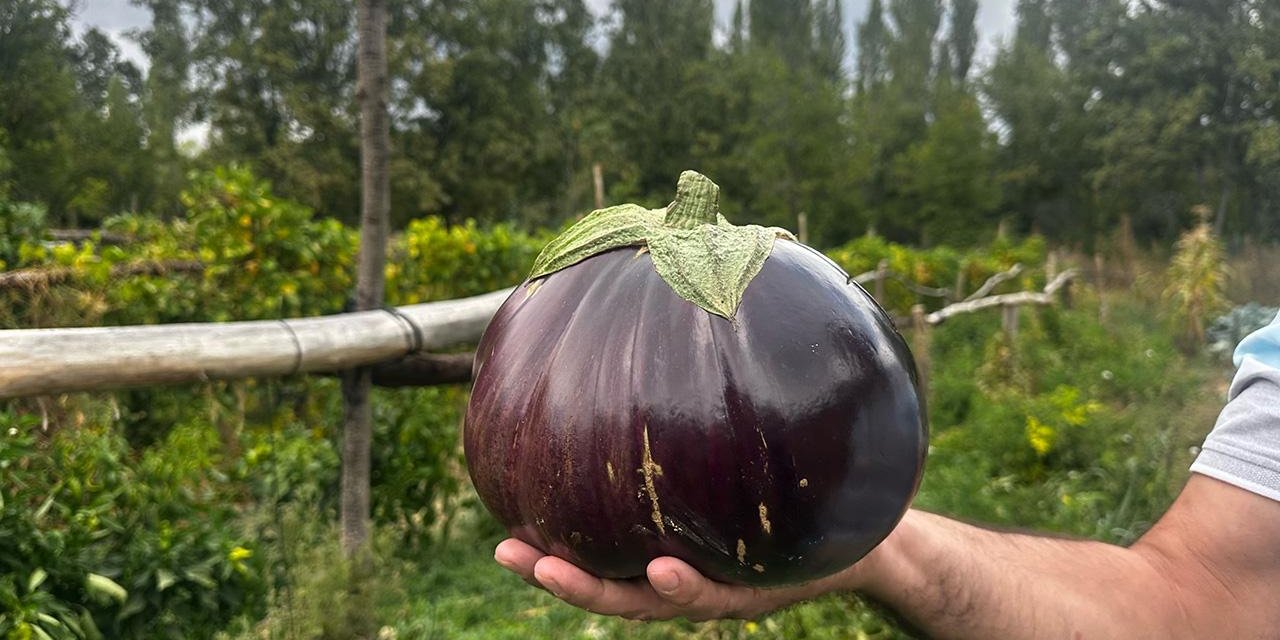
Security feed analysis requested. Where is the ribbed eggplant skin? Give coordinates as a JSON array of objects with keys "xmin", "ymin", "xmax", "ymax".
[{"xmin": 464, "ymin": 241, "xmax": 926, "ymax": 587}]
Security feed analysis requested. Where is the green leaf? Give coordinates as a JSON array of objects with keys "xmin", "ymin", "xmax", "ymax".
[
  {"xmin": 27, "ymin": 568, "xmax": 47, "ymax": 593},
  {"xmin": 526, "ymin": 171, "xmax": 798, "ymax": 318},
  {"xmin": 649, "ymin": 225, "xmax": 780, "ymax": 319},
  {"xmin": 85, "ymin": 573, "xmax": 127, "ymax": 604},
  {"xmin": 183, "ymin": 568, "xmax": 216, "ymax": 589},
  {"xmin": 155, "ymin": 569, "xmax": 177, "ymax": 592},
  {"xmin": 528, "ymin": 204, "xmax": 660, "ymax": 279},
  {"xmin": 115, "ymin": 597, "xmax": 146, "ymax": 623}
]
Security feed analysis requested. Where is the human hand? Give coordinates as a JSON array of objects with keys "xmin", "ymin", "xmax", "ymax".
[{"xmin": 493, "ymin": 538, "xmax": 863, "ymax": 621}]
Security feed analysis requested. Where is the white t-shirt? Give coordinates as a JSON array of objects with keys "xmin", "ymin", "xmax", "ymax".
[{"xmin": 1190, "ymin": 311, "xmax": 1280, "ymax": 502}]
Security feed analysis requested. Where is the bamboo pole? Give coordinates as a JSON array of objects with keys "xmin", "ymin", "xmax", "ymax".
[{"xmin": 0, "ymin": 288, "xmax": 512, "ymax": 399}]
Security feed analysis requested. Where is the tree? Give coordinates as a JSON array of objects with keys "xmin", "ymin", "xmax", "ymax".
[
  {"xmin": 343, "ymin": 0, "xmax": 390, "ymax": 559},
  {"xmin": 396, "ymin": 0, "xmax": 580, "ymax": 226},
  {"xmin": 984, "ymin": 0, "xmax": 1096, "ymax": 239},
  {"xmin": 0, "ymin": 0, "xmax": 80, "ymax": 221},
  {"xmin": 132, "ymin": 0, "xmax": 192, "ymax": 215},
  {"xmin": 948, "ymin": 0, "xmax": 978, "ymax": 83},
  {"xmin": 890, "ymin": 89, "xmax": 1000, "ymax": 245},
  {"xmin": 182, "ymin": 0, "xmax": 360, "ymax": 222},
  {"xmin": 599, "ymin": 0, "xmax": 717, "ymax": 204}
]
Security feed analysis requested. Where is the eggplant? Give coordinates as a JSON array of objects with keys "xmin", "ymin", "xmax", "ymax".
[{"xmin": 464, "ymin": 172, "xmax": 926, "ymax": 587}]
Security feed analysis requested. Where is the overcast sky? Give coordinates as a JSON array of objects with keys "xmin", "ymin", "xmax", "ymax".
[{"xmin": 72, "ymin": 0, "xmax": 1018, "ymax": 73}]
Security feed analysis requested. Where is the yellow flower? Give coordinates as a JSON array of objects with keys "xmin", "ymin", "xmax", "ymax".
[
  {"xmin": 1025, "ymin": 416, "xmax": 1056, "ymax": 456},
  {"xmin": 744, "ymin": 621, "xmax": 759, "ymax": 633},
  {"xmin": 229, "ymin": 546, "xmax": 253, "ymax": 562}
]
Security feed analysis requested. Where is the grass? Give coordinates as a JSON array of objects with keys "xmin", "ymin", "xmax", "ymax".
[{"xmin": 384, "ymin": 529, "xmax": 905, "ymax": 640}]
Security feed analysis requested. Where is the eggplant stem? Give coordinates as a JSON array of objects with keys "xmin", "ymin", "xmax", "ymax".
[{"xmin": 663, "ymin": 170, "xmax": 721, "ymax": 229}]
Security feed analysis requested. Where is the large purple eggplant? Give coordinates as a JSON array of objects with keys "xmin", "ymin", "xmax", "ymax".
[{"xmin": 464, "ymin": 171, "xmax": 926, "ymax": 587}]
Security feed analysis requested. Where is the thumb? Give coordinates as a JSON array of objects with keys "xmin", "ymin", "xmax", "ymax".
[{"xmin": 645, "ymin": 557, "xmax": 774, "ymax": 621}]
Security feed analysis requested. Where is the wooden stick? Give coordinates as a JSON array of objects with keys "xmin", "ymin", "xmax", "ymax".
[
  {"xmin": 592, "ymin": 162, "xmax": 605, "ymax": 210},
  {"xmin": 45, "ymin": 229, "xmax": 131, "ymax": 245},
  {"xmin": 963, "ymin": 263, "xmax": 1023, "ymax": 302},
  {"xmin": 0, "ymin": 287, "xmax": 513, "ymax": 399},
  {"xmin": 926, "ymin": 270, "xmax": 1076, "ymax": 326},
  {"xmin": 0, "ymin": 260, "xmax": 203, "ymax": 290}
]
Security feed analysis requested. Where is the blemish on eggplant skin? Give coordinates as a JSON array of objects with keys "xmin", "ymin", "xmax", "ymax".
[
  {"xmin": 758, "ymin": 503, "xmax": 772, "ymax": 535},
  {"xmin": 736, "ymin": 538, "xmax": 746, "ymax": 564},
  {"xmin": 752, "ymin": 564, "xmax": 765, "ymax": 573},
  {"xmin": 799, "ymin": 478, "xmax": 809, "ymax": 488},
  {"xmin": 638, "ymin": 425, "xmax": 666, "ymax": 535},
  {"xmin": 606, "ymin": 461, "xmax": 616, "ymax": 483}
]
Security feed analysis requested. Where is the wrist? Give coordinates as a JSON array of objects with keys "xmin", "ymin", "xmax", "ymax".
[{"xmin": 843, "ymin": 509, "xmax": 925, "ymax": 596}]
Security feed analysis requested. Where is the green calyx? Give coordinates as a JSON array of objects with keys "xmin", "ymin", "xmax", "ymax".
[{"xmin": 528, "ymin": 170, "xmax": 796, "ymax": 318}]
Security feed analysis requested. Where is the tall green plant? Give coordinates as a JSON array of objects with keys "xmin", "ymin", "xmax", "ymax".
[{"xmin": 1163, "ymin": 212, "xmax": 1228, "ymax": 350}]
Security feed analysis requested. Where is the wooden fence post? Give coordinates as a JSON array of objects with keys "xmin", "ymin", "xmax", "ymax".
[
  {"xmin": 874, "ymin": 259, "xmax": 888, "ymax": 302},
  {"xmin": 1002, "ymin": 303, "xmax": 1020, "ymax": 339},
  {"xmin": 1094, "ymin": 253, "xmax": 1109, "ymax": 325},
  {"xmin": 797, "ymin": 211, "xmax": 809, "ymax": 245},
  {"xmin": 911, "ymin": 304, "xmax": 930, "ymax": 400},
  {"xmin": 592, "ymin": 162, "xmax": 605, "ymax": 210}
]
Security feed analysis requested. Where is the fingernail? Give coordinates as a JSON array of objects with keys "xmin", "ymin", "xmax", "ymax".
[
  {"xmin": 651, "ymin": 570, "xmax": 680, "ymax": 594},
  {"xmin": 539, "ymin": 575, "xmax": 564, "ymax": 597}
]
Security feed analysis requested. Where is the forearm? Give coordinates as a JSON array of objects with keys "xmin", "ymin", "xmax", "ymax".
[{"xmin": 848, "ymin": 510, "xmax": 1189, "ymax": 640}]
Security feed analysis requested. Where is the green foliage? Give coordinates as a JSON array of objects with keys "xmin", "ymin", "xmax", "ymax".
[
  {"xmin": 825, "ymin": 233, "xmax": 1047, "ymax": 313},
  {"xmin": 0, "ymin": 410, "xmax": 265, "ymax": 639},
  {"xmin": 1, "ymin": 166, "xmax": 550, "ymax": 636},
  {"xmin": 217, "ymin": 509, "xmax": 406, "ymax": 640},
  {"xmin": 1163, "ymin": 219, "xmax": 1228, "ymax": 349},
  {"xmin": 387, "ymin": 217, "xmax": 544, "ymax": 304},
  {"xmin": 184, "ymin": 166, "xmax": 357, "ymax": 320},
  {"xmin": 918, "ymin": 300, "xmax": 1212, "ymax": 544},
  {"xmin": 0, "ymin": 198, "xmax": 46, "ymax": 270}
]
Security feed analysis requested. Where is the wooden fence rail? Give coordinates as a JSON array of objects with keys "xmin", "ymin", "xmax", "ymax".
[
  {"xmin": 0, "ymin": 288, "xmax": 512, "ymax": 399},
  {"xmin": 1, "ymin": 267, "xmax": 1078, "ymax": 400}
]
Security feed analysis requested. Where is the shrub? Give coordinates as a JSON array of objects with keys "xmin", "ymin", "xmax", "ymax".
[{"xmin": 0, "ymin": 410, "xmax": 265, "ymax": 639}]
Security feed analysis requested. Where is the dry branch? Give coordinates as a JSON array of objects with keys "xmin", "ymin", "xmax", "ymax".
[
  {"xmin": 963, "ymin": 263, "xmax": 1024, "ymax": 302},
  {"xmin": 0, "ymin": 287, "xmax": 513, "ymax": 399},
  {"xmin": 45, "ymin": 229, "xmax": 131, "ymax": 245},
  {"xmin": 850, "ymin": 267, "xmax": 951, "ymax": 298},
  {"xmin": 926, "ymin": 269, "xmax": 1077, "ymax": 325},
  {"xmin": 0, "ymin": 260, "xmax": 204, "ymax": 291}
]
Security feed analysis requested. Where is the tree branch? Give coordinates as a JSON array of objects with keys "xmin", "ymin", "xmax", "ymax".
[
  {"xmin": 964, "ymin": 263, "xmax": 1024, "ymax": 302},
  {"xmin": 927, "ymin": 269, "xmax": 1077, "ymax": 325}
]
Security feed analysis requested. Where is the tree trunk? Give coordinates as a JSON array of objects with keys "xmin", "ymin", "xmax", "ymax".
[{"xmin": 343, "ymin": 0, "xmax": 390, "ymax": 558}]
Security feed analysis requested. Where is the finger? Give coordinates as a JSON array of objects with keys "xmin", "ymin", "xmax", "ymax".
[
  {"xmin": 646, "ymin": 557, "xmax": 776, "ymax": 621},
  {"xmin": 495, "ymin": 538, "xmax": 548, "ymax": 589},
  {"xmin": 533, "ymin": 555, "xmax": 678, "ymax": 620}
]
